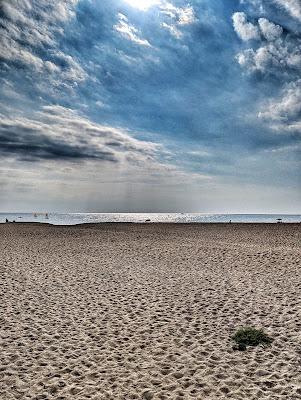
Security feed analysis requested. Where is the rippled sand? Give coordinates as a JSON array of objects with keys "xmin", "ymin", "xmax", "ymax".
[{"xmin": 1, "ymin": 223, "xmax": 301, "ymax": 400}]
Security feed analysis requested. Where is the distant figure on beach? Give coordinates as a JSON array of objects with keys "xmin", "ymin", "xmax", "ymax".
[
  {"xmin": 45, "ymin": 213, "xmax": 49, "ymax": 219},
  {"xmin": 229, "ymin": 220, "xmax": 232, "ymax": 224},
  {"xmin": 34, "ymin": 213, "xmax": 37, "ymax": 218},
  {"xmin": 277, "ymin": 218, "xmax": 282, "ymax": 224},
  {"xmin": 5, "ymin": 218, "xmax": 9, "ymax": 223}
]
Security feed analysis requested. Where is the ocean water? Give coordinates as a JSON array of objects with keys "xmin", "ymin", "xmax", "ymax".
[{"xmin": 0, "ymin": 213, "xmax": 300, "ymax": 225}]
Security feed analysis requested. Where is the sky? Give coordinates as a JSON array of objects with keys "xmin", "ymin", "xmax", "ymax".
[{"xmin": 0, "ymin": 0, "xmax": 300, "ymax": 213}]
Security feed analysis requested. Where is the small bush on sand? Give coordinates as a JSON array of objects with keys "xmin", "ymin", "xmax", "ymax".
[{"xmin": 232, "ymin": 327, "xmax": 273, "ymax": 351}]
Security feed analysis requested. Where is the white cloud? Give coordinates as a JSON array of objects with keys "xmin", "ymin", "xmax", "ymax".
[
  {"xmin": 258, "ymin": 18, "xmax": 283, "ymax": 41},
  {"xmin": 258, "ymin": 80, "xmax": 301, "ymax": 133},
  {"xmin": 51, "ymin": 51, "xmax": 87, "ymax": 82},
  {"xmin": 0, "ymin": 35, "xmax": 44, "ymax": 70},
  {"xmin": 161, "ymin": 22, "xmax": 183, "ymax": 39},
  {"xmin": 236, "ymin": 45, "xmax": 277, "ymax": 73},
  {"xmin": 44, "ymin": 61, "xmax": 61, "ymax": 74},
  {"xmin": 160, "ymin": 3, "xmax": 196, "ymax": 39},
  {"xmin": 233, "ymin": 12, "xmax": 301, "ymax": 76},
  {"xmin": 233, "ymin": 7, "xmax": 301, "ymax": 138},
  {"xmin": 236, "ymin": 36, "xmax": 301, "ymax": 74},
  {"xmin": 232, "ymin": 12, "xmax": 260, "ymax": 41},
  {"xmin": 244, "ymin": 0, "xmax": 301, "ymax": 22},
  {"xmin": 95, "ymin": 100, "xmax": 105, "ymax": 108},
  {"xmin": 114, "ymin": 14, "xmax": 151, "ymax": 47},
  {"xmin": 178, "ymin": 6, "xmax": 196, "ymax": 26},
  {"xmin": 273, "ymin": 0, "xmax": 301, "ymax": 22},
  {"xmin": 241, "ymin": 0, "xmax": 301, "ymax": 20},
  {"xmin": 0, "ymin": 0, "xmax": 77, "ymax": 46},
  {"xmin": 0, "ymin": 0, "xmax": 86, "ymax": 85}
]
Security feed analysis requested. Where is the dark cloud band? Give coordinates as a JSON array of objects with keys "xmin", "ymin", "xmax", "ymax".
[{"xmin": 0, "ymin": 106, "xmax": 158, "ymax": 163}]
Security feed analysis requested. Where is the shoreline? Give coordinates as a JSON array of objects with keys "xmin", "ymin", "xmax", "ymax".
[{"xmin": 1, "ymin": 221, "xmax": 300, "ymax": 227}]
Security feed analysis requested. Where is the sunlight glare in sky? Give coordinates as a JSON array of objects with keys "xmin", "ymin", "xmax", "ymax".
[{"xmin": 123, "ymin": 0, "xmax": 162, "ymax": 11}]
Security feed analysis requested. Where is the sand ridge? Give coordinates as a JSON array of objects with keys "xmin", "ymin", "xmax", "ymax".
[{"xmin": 0, "ymin": 223, "xmax": 301, "ymax": 399}]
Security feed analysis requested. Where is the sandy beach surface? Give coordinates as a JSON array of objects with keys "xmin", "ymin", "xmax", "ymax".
[{"xmin": 1, "ymin": 223, "xmax": 301, "ymax": 400}]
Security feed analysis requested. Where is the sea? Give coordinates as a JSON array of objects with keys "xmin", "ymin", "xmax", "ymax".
[{"xmin": 0, "ymin": 213, "xmax": 300, "ymax": 225}]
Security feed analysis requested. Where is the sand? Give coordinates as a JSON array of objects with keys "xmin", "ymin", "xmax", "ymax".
[{"xmin": 0, "ymin": 222, "xmax": 301, "ymax": 400}]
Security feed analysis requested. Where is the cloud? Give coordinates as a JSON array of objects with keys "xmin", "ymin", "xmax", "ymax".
[
  {"xmin": 0, "ymin": 0, "xmax": 86, "ymax": 84},
  {"xmin": 176, "ymin": 6, "xmax": 196, "ymax": 26},
  {"xmin": 161, "ymin": 22, "xmax": 182, "ymax": 39},
  {"xmin": 273, "ymin": 0, "xmax": 301, "ymax": 22},
  {"xmin": 258, "ymin": 80, "xmax": 301, "ymax": 133},
  {"xmin": 233, "ymin": 4, "xmax": 301, "ymax": 154},
  {"xmin": 241, "ymin": 0, "xmax": 301, "ymax": 21},
  {"xmin": 160, "ymin": 3, "xmax": 196, "ymax": 39},
  {"xmin": 114, "ymin": 14, "xmax": 152, "ymax": 47},
  {"xmin": 233, "ymin": 13, "xmax": 283, "ymax": 44},
  {"xmin": 235, "ymin": 41, "xmax": 301, "ymax": 74},
  {"xmin": 233, "ymin": 14, "xmax": 301, "ymax": 76},
  {"xmin": 160, "ymin": 3, "xmax": 196, "ymax": 25},
  {"xmin": 232, "ymin": 12, "xmax": 260, "ymax": 41},
  {"xmin": 0, "ymin": 105, "xmax": 160, "ymax": 163},
  {"xmin": 258, "ymin": 18, "xmax": 283, "ymax": 41},
  {"xmin": 0, "ymin": 36, "xmax": 44, "ymax": 70},
  {"xmin": 48, "ymin": 51, "xmax": 87, "ymax": 82}
]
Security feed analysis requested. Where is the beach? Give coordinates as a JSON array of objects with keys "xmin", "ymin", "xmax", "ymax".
[{"xmin": 1, "ymin": 223, "xmax": 301, "ymax": 400}]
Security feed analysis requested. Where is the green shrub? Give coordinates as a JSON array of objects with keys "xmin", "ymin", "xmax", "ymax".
[{"xmin": 232, "ymin": 327, "xmax": 273, "ymax": 351}]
